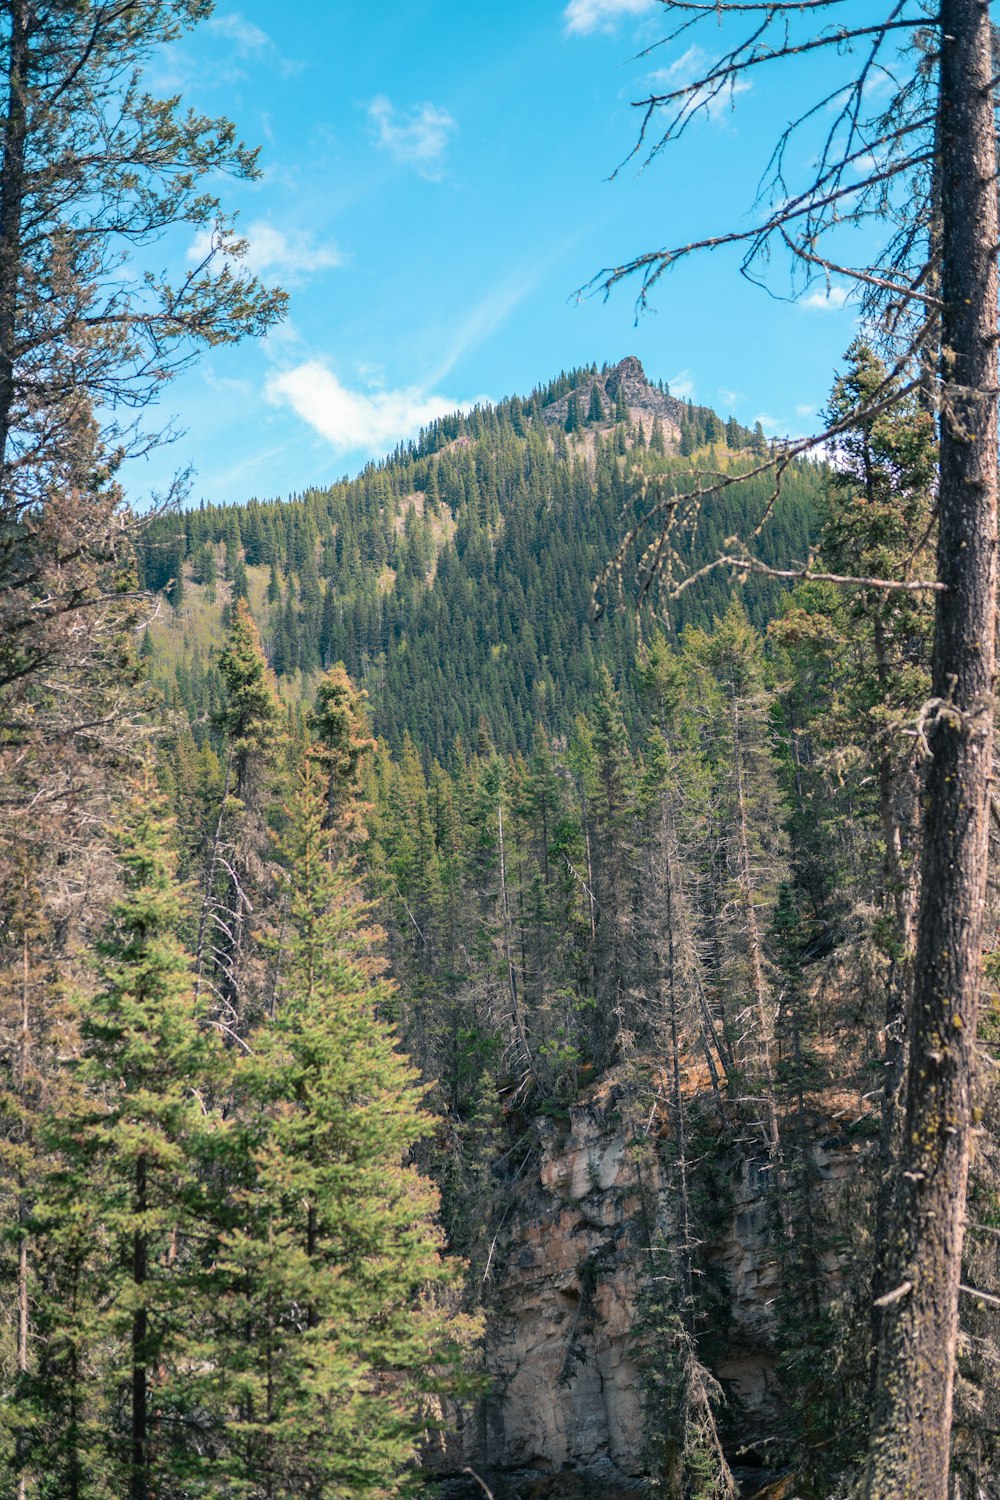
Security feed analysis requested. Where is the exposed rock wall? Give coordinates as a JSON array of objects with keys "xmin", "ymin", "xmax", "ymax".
[
  {"xmin": 541, "ymin": 355, "xmax": 686, "ymax": 438},
  {"xmin": 433, "ymin": 1083, "xmax": 860, "ymax": 1499}
]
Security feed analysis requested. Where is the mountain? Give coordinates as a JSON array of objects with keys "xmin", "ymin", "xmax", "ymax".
[
  {"xmin": 17, "ymin": 346, "xmax": 999, "ymax": 1500},
  {"xmin": 140, "ymin": 356, "xmax": 822, "ymax": 762},
  {"xmin": 540, "ymin": 352, "xmax": 687, "ymax": 433}
]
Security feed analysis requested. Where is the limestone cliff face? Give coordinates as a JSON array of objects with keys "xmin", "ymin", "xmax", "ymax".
[{"xmin": 436, "ymin": 1083, "xmax": 861, "ymax": 1500}]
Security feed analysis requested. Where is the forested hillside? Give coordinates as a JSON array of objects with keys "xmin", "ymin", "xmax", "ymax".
[
  {"xmin": 3, "ymin": 1, "xmax": 1000, "ymax": 1497},
  {"xmin": 138, "ymin": 357, "xmax": 821, "ymax": 760},
  {"xmin": 131, "ymin": 351, "xmax": 1000, "ymax": 1496}
]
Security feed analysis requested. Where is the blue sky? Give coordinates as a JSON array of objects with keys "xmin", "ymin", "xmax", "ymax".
[{"xmin": 130, "ymin": 0, "xmax": 871, "ymax": 508}]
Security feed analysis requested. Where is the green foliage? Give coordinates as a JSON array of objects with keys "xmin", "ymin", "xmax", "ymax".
[
  {"xmin": 10, "ymin": 744, "xmax": 475, "ymax": 1499},
  {"xmin": 26, "ymin": 775, "xmax": 226, "ymax": 1497},
  {"xmin": 215, "ymin": 598, "xmax": 282, "ymax": 798},
  {"xmin": 201, "ymin": 758, "xmax": 473, "ymax": 1498},
  {"xmin": 31, "ymin": 352, "xmax": 977, "ymax": 1499},
  {"xmin": 139, "ymin": 367, "xmax": 822, "ymax": 765}
]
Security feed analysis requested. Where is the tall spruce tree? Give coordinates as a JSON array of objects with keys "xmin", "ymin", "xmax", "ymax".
[
  {"xmin": 29, "ymin": 775, "xmax": 224, "ymax": 1500},
  {"xmin": 203, "ymin": 755, "xmax": 473, "ymax": 1499},
  {"xmin": 687, "ymin": 603, "xmax": 791, "ymax": 1177},
  {"xmin": 197, "ymin": 599, "xmax": 283, "ymax": 1028}
]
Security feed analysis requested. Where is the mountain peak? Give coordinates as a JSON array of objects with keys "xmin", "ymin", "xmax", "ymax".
[
  {"xmin": 541, "ymin": 356, "xmax": 685, "ymax": 431},
  {"xmin": 609, "ymin": 354, "xmax": 646, "ymax": 384}
]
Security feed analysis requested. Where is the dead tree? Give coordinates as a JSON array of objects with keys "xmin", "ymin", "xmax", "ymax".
[{"xmin": 584, "ymin": 4, "xmax": 999, "ymax": 1491}]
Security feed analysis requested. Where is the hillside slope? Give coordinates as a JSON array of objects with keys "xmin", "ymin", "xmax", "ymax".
[{"xmin": 140, "ymin": 356, "xmax": 822, "ymax": 761}]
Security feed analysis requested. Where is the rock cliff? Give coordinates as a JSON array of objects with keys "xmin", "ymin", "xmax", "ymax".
[
  {"xmin": 433, "ymin": 1080, "xmax": 862, "ymax": 1500},
  {"xmin": 541, "ymin": 355, "xmax": 686, "ymax": 438}
]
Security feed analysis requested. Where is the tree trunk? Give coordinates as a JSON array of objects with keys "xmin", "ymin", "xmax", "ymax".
[
  {"xmin": 664, "ymin": 875, "xmax": 694, "ymax": 1324},
  {"xmin": 864, "ymin": 4, "xmax": 998, "ymax": 1492},
  {"xmin": 132, "ymin": 1155, "xmax": 148, "ymax": 1500},
  {"xmin": 731, "ymin": 700, "xmax": 783, "ymax": 1181},
  {"xmin": 869, "ymin": 669, "xmax": 921, "ymax": 1368},
  {"xmin": 0, "ymin": 0, "xmax": 29, "ymax": 487},
  {"xmin": 17, "ymin": 932, "xmax": 29, "ymax": 1500},
  {"xmin": 497, "ymin": 797, "xmax": 536, "ymax": 1085}
]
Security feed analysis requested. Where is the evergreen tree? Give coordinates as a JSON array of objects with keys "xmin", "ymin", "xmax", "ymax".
[
  {"xmin": 311, "ymin": 665, "xmax": 377, "ymax": 839},
  {"xmin": 198, "ymin": 601, "xmax": 283, "ymax": 1024},
  {"xmin": 204, "ymin": 758, "xmax": 474, "ymax": 1498},
  {"xmin": 687, "ymin": 602, "xmax": 791, "ymax": 1174},
  {"xmin": 216, "ymin": 601, "xmax": 282, "ymax": 804},
  {"xmin": 30, "ymin": 776, "xmax": 224, "ymax": 1500}
]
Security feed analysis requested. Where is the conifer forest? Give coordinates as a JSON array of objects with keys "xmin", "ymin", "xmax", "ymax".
[{"xmin": 1, "ymin": 3, "xmax": 1000, "ymax": 1499}]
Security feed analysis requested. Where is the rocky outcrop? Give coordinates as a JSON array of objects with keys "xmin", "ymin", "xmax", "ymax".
[
  {"xmin": 541, "ymin": 355, "xmax": 686, "ymax": 436},
  {"xmin": 432, "ymin": 1081, "xmax": 862, "ymax": 1500},
  {"xmin": 471, "ymin": 1096, "xmax": 650, "ymax": 1497}
]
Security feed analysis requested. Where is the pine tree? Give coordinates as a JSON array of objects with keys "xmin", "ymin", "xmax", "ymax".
[
  {"xmin": 203, "ymin": 758, "xmax": 474, "ymax": 1498},
  {"xmin": 198, "ymin": 600, "xmax": 283, "ymax": 1025},
  {"xmin": 687, "ymin": 602, "xmax": 791, "ymax": 1177},
  {"xmin": 30, "ymin": 775, "xmax": 225, "ymax": 1500},
  {"xmin": 216, "ymin": 600, "xmax": 282, "ymax": 804},
  {"xmin": 581, "ymin": 669, "xmax": 639, "ymax": 1063},
  {"xmin": 311, "ymin": 666, "xmax": 377, "ymax": 840}
]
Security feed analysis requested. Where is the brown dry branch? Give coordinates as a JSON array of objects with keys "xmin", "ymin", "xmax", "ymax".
[{"xmin": 591, "ymin": 356, "xmax": 927, "ymax": 620}]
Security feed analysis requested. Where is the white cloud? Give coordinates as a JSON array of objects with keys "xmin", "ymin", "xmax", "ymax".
[
  {"xmin": 753, "ymin": 413, "xmax": 784, "ymax": 434},
  {"xmin": 669, "ymin": 369, "xmax": 695, "ymax": 400},
  {"xmin": 206, "ymin": 12, "xmax": 271, "ymax": 54},
  {"xmin": 265, "ymin": 362, "xmax": 478, "ymax": 455},
  {"xmin": 368, "ymin": 96, "xmax": 457, "ymax": 177},
  {"xmin": 204, "ymin": 13, "xmax": 303, "ymax": 76},
  {"xmin": 647, "ymin": 47, "xmax": 752, "ymax": 121},
  {"xmin": 796, "ymin": 402, "xmax": 817, "ymax": 417},
  {"xmin": 800, "ymin": 284, "xmax": 850, "ymax": 311},
  {"xmin": 718, "ymin": 386, "xmax": 741, "ymax": 408},
  {"xmin": 188, "ymin": 222, "xmax": 343, "ymax": 283},
  {"xmin": 564, "ymin": 0, "xmax": 656, "ymax": 35}
]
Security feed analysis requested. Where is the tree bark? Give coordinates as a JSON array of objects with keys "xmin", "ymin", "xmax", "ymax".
[
  {"xmin": 132, "ymin": 1154, "xmax": 148, "ymax": 1500},
  {"xmin": 864, "ymin": 4, "xmax": 998, "ymax": 1492},
  {"xmin": 869, "ymin": 668, "xmax": 921, "ymax": 1370},
  {"xmin": 16, "ymin": 930, "xmax": 29, "ymax": 1500},
  {"xmin": 0, "ymin": 0, "xmax": 29, "ymax": 486},
  {"xmin": 731, "ymin": 699, "xmax": 783, "ymax": 1181}
]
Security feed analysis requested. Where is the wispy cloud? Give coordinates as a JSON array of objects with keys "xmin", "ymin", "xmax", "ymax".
[
  {"xmin": 204, "ymin": 11, "xmax": 303, "ymax": 76},
  {"xmin": 800, "ymin": 284, "xmax": 850, "ymax": 311},
  {"xmin": 647, "ymin": 46, "xmax": 751, "ymax": 121},
  {"xmin": 564, "ymin": 0, "xmax": 657, "ymax": 36},
  {"xmin": 431, "ymin": 278, "xmax": 538, "ymax": 384},
  {"xmin": 753, "ymin": 412, "xmax": 784, "ymax": 434},
  {"xmin": 206, "ymin": 12, "xmax": 270, "ymax": 53},
  {"xmin": 265, "ymin": 362, "xmax": 480, "ymax": 455},
  {"xmin": 368, "ymin": 96, "xmax": 457, "ymax": 178},
  {"xmin": 718, "ymin": 386, "xmax": 742, "ymax": 408},
  {"xmin": 188, "ymin": 222, "xmax": 343, "ymax": 284},
  {"xmin": 796, "ymin": 402, "xmax": 817, "ymax": 417},
  {"xmin": 669, "ymin": 369, "xmax": 695, "ymax": 400}
]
